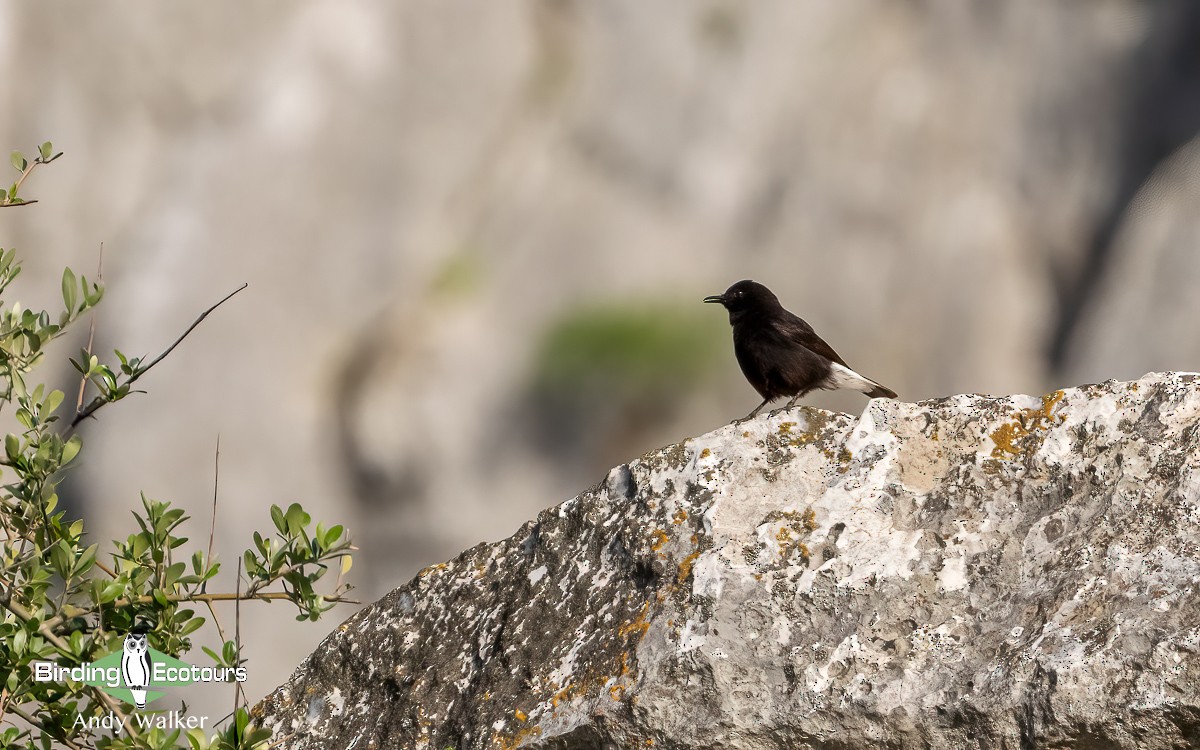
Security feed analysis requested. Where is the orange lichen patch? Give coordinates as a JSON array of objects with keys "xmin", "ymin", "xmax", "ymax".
[
  {"xmin": 801, "ymin": 507, "xmax": 817, "ymax": 531},
  {"xmin": 495, "ymin": 723, "xmax": 542, "ymax": 750},
  {"xmin": 823, "ymin": 446, "xmax": 852, "ymax": 473},
  {"xmin": 514, "ymin": 709, "xmax": 527, "ymax": 722},
  {"xmin": 549, "ymin": 685, "xmax": 573, "ymax": 708},
  {"xmin": 549, "ymin": 646, "xmax": 640, "ymax": 713},
  {"xmin": 618, "ymin": 601, "xmax": 652, "ymax": 640},
  {"xmin": 778, "ymin": 422, "xmax": 796, "ymax": 435},
  {"xmin": 418, "ymin": 562, "xmax": 448, "ymax": 578},
  {"xmin": 742, "ymin": 431, "xmax": 751, "ymax": 438},
  {"xmin": 699, "ymin": 448, "xmax": 711, "ymax": 459},
  {"xmin": 672, "ymin": 509, "xmax": 688, "ymax": 525},
  {"xmin": 990, "ymin": 390, "xmax": 1066, "ymax": 458},
  {"xmin": 761, "ymin": 508, "xmax": 816, "ymax": 563},
  {"xmin": 676, "ymin": 550, "xmax": 700, "ymax": 585},
  {"xmin": 650, "ymin": 529, "xmax": 669, "ymax": 552},
  {"xmin": 607, "ymin": 652, "xmax": 640, "ymax": 702}
]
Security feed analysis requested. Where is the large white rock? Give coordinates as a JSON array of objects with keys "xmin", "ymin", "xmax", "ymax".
[{"xmin": 255, "ymin": 373, "xmax": 1200, "ymax": 748}]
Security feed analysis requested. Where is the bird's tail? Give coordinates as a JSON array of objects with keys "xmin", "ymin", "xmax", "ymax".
[
  {"xmin": 864, "ymin": 383, "xmax": 898, "ymax": 399},
  {"xmin": 826, "ymin": 363, "xmax": 898, "ymax": 400}
]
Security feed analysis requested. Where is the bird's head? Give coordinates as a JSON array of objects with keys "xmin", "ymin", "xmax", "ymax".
[{"xmin": 703, "ymin": 280, "xmax": 780, "ymax": 313}]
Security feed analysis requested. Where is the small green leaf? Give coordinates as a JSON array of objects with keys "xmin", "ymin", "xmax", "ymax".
[
  {"xmin": 43, "ymin": 389, "xmax": 63, "ymax": 416},
  {"xmin": 49, "ymin": 541, "xmax": 72, "ymax": 577},
  {"xmin": 164, "ymin": 561, "xmax": 186, "ymax": 587},
  {"xmin": 61, "ymin": 434, "xmax": 82, "ymax": 465},
  {"xmin": 61, "ymin": 268, "xmax": 77, "ymax": 314},
  {"xmin": 75, "ymin": 544, "xmax": 97, "ymax": 575},
  {"xmin": 10, "ymin": 151, "xmax": 26, "ymax": 172},
  {"xmin": 325, "ymin": 524, "xmax": 344, "ymax": 547},
  {"xmin": 284, "ymin": 503, "xmax": 311, "ymax": 535},
  {"xmin": 39, "ymin": 142, "xmax": 52, "ymax": 161}
]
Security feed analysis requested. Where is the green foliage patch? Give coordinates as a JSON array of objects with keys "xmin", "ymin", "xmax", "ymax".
[{"xmin": 0, "ymin": 145, "xmax": 353, "ymax": 749}]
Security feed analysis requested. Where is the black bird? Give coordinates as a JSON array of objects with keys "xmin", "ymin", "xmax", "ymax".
[{"xmin": 704, "ymin": 280, "xmax": 897, "ymax": 422}]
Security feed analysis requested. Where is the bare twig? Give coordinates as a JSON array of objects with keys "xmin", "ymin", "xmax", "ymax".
[
  {"xmin": 74, "ymin": 243, "xmax": 104, "ymax": 416},
  {"xmin": 70, "ymin": 283, "xmax": 248, "ymax": 428},
  {"xmin": 234, "ymin": 556, "xmax": 242, "ymax": 717},
  {"xmin": 205, "ymin": 599, "xmax": 250, "ymax": 710},
  {"xmin": 207, "ymin": 434, "xmax": 220, "ymax": 571},
  {"xmin": 91, "ymin": 590, "xmax": 355, "ymax": 608},
  {"xmin": 40, "ymin": 584, "xmax": 357, "ymax": 632}
]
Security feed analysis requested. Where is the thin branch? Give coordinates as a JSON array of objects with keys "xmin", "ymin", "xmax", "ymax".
[
  {"xmin": 73, "ymin": 243, "xmax": 104, "ymax": 416},
  {"xmin": 98, "ymin": 590, "xmax": 356, "ymax": 608},
  {"xmin": 40, "ymin": 572, "xmax": 357, "ymax": 632},
  {"xmin": 234, "ymin": 556, "xmax": 242, "ymax": 718},
  {"xmin": 70, "ymin": 283, "xmax": 248, "ymax": 428},
  {"xmin": 4, "ymin": 153, "xmax": 60, "ymax": 204},
  {"xmin": 205, "ymin": 599, "xmax": 250, "ymax": 710},
  {"xmin": 0, "ymin": 152, "xmax": 62, "ymax": 209},
  {"xmin": 6, "ymin": 704, "xmax": 83, "ymax": 750},
  {"xmin": 207, "ymin": 434, "xmax": 220, "ymax": 572}
]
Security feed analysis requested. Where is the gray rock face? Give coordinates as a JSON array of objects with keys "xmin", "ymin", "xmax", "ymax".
[{"xmin": 255, "ymin": 372, "xmax": 1200, "ymax": 749}]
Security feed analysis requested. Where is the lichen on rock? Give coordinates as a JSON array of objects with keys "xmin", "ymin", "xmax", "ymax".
[{"xmin": 254, "ymin": 372, "xmax": 1200, "ymax": 749}]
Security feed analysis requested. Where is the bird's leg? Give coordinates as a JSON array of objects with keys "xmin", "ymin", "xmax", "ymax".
[
  {"xmin": 785, "ymin": 394, "xmax": 801, "ymax": 408},
  {"xmin": 732, "ymin": 398, "xmax": 772, "ymax": 425}
]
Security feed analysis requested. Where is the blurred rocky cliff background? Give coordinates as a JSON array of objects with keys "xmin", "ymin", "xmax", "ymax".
[{"xmin": 1, "ymin": 0, "xmax": 1198, "ymax": 712}]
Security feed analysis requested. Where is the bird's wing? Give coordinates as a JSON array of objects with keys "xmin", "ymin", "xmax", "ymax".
[
  {"xmin": 772, "ymin": 311, "xmax": 849, "ymax": 367},
  {"xmin": 142, "ymin": 650, "xmax": 152, "ymax": 683}
]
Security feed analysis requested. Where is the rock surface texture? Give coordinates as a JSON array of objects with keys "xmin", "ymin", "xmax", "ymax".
[{"xmin": 255, "ymin": 373, "xmax": 1200, "ymax": 749}]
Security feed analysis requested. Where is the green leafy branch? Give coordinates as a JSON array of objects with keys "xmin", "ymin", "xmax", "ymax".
[
  {"xmin": 1, "ymin": 143, "xmax": 62, "ymax": 208},
  {"xmin": 0, "ymin": 144, "xmax": 354, "ymax": 750}
]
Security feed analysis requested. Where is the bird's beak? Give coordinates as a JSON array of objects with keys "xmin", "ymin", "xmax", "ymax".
[{"xmin": 703, "ymin": 294, "xmax": 725, "ymax": 305}]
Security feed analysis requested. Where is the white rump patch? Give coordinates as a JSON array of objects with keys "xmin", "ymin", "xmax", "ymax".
[{"xmin": 824, "ymin": 362, "xmax": 879, "ymax": 394}]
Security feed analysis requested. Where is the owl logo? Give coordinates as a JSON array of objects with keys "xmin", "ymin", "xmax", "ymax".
[{"xmin": 119, "ymin": 627, "xmax": 153, "ymax": 709}]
